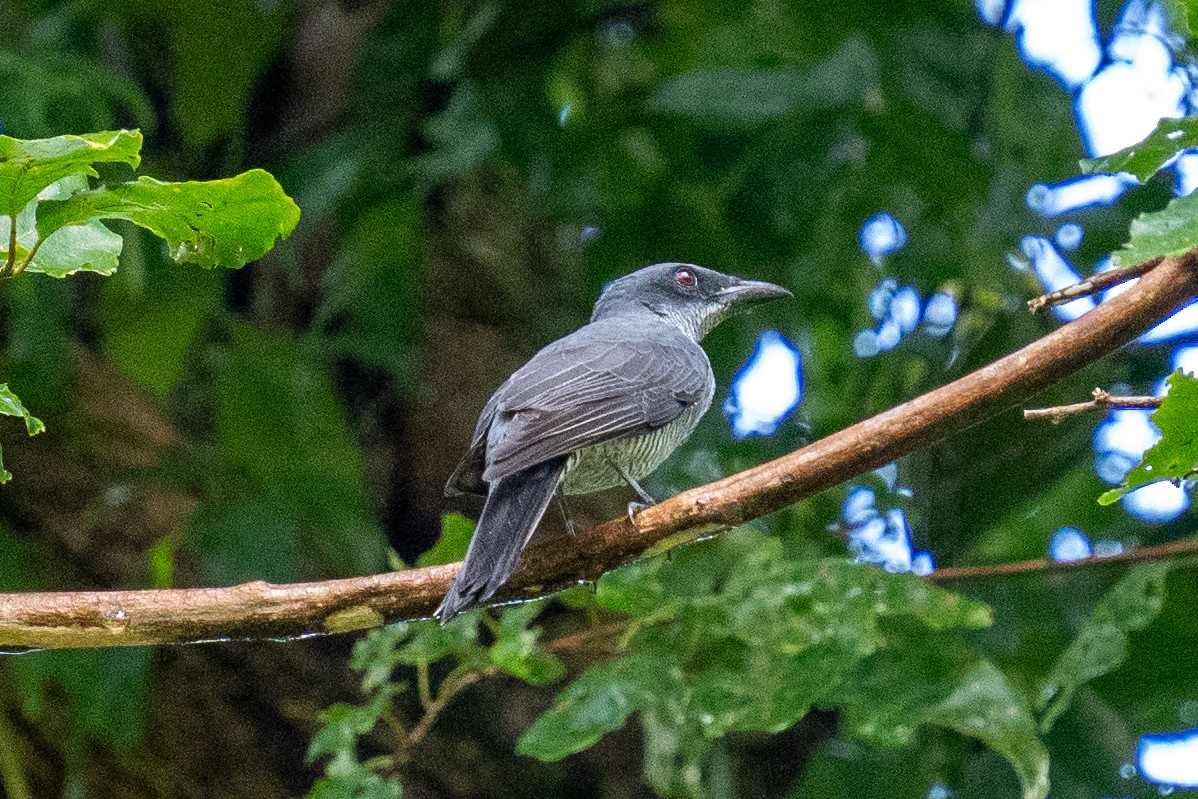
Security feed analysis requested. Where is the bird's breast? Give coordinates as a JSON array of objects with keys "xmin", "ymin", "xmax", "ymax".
[{"xmin": 560, "ymin": 392, "xmax": 711, "ymax": 495}]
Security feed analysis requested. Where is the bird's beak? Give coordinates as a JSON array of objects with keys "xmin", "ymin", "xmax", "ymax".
[{"xmin": 716, "ymin": 278, "xmax": 793, "ymax": 306}]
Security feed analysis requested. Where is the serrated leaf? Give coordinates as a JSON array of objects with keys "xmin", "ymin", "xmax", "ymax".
[
  {"xmin": 527, "ymin": 540, "xmax": 996, "ymax": 775},
  {"xmin": 1099, "ymin": 371, "xmax": 1198, "ymax": 503},
  {"xmin": 309, "ymin": 690, "xmax": 398, "ymax": 762},
  {"xmin": 0, "ymin": 130, "xmax": 141, "ymax": 215},
  {"xmin": 393, "ymin": 618, "xmax": 484, "ymax": 666},
  {"xmin": 1037, "ymin": 562, "xmax": 1173, "ymax": 731},
  {"xmin": 37, "ymin": 170, "xmax": 301, "ymax": 270},
  {"xmin": 1080, "ymin": 115, "xmax": 1198, "ymax": 181},
  {"xmin": 1113, "ymin": 194, "xmax": 1198, "ymax": 267}
]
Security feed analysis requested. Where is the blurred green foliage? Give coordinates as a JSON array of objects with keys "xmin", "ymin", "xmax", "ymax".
[{"xmin": 0, "ymin": 0, "xmax": 1197, "ymax": 797}]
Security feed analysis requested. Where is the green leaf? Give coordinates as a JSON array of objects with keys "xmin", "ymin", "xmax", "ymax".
[
  {"xmin": 1080, "ymin": 115, "xmax": 1198, "ymax": 181},
  {"xmin": 0, "ymin": 384, "xmax": 45, "ymax": 437},
  {"xmin": 517, "ymin": 654, "xmax": 676, "ymax": 761},
  {"xmin": 1113, "ymin": 194, "xmax": 1198, "ymax": 267},
  {"xmin": 387, "ymin": 618, "xmax": 484, "ymax": 668},
  {"xmin": 1037, "ymin": 562, "xmax": 1173, "ymax": 731},
  {"xmin": 924, "ymin": 660, "xmax": 1049, "ymax": 799},
  {"xmin": 0, "ymin": 383, "xmax": 45, "ymax": 485},
  {"xmin": 416, "ymin": 513, "xmax": 476, "ymax": 567},
  {"xmin": 1099, "ymin": 371, "xmax": 1198, "ymax": 503},
  {"xmin": 528, "ymin": 535, "xmax": 996, "ymax": 779},
  {"xmin": 37, "ymin": 170, "xmax": 301, "ymax": 270},
  {"xmin": 0, "ymin": 130, "xmax": 141, "ymax": 216},
  {"xmin": 307, "ymin": 687, "xmax": 398, "ymax": 763},
  {"xmin": 841, "ymin": 629, "xmax": 1049, "ymax": 799},
  {"xmin": 490, "ymin": 604, "xmax": 565, "ymax": 685},
  {"xmin": 26, "ymin": 219, "xmax": 123, "ymax": 277}
]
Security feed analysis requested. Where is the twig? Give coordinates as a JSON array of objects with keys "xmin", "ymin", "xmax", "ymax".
[
  {"xmin": 543, "ymin": 622, "xmax": 625, "ymax": 654},
  {"xmin": 1024, "ymin": 387, "xmax": 1163, "ymax": 422},
  {"xmin": 0, "ymin": 253, "xmax": 1194, "ymax": 650},
  {"xmin": 407, "ymin": 670, "xmax": 485, "ymax": 748},
  {"xmin": 930, "ymin": 536, "xmax": 1198, "ymax": 581},
  {"xmin": 1027, "ymin": 256, "xmax": 1163, "ymax": 313}
]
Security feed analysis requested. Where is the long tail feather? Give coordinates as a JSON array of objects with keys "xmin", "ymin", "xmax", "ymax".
[{"xmin": 435, "ymin": 457, "xmax": 567, "ymax": 624}]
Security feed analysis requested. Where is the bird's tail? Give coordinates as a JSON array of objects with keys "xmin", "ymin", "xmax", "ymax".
[{"xmin": 435, "ymin": 457, "xmax": 567, "ymax": 624}]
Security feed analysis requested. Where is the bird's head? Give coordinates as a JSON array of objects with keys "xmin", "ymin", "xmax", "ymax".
[{"xmin": 590, "ymin": 262, "xmax": 792, "ymax": 340}]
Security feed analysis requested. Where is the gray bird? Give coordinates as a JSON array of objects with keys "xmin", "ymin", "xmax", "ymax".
[{"xmin": 436, "ymin": 262, "xmax": 791, "ymax": 623}]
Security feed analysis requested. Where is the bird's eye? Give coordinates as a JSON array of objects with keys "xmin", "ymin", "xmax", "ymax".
[{"xmin": 674, "ymin": 267, "xmax": 698, "ymax": 289}]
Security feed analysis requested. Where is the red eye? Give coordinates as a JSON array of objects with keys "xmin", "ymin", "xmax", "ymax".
[{"xmin": 674, "ymin": 267, "xmax": 697, "ymax": 288}]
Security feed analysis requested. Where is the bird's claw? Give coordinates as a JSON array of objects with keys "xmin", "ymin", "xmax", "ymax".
[{"xmin": 626, "ymin": 499, "xmax": 655, "ymax": 524}]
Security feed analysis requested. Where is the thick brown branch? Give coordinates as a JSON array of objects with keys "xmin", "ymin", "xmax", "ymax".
[
  {"xmin": 1027, "ymin": 256, "xmax": 1163, "ymax": 313},
  {"xmin": 1024, "ymin": 387, "xmax": 1163, "ymax": 422},
  {"xmin": 1, "ymin": 253, "xmax": 1197, "ymax": 650}
]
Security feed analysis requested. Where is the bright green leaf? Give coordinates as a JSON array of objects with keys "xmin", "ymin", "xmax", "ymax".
[
  {"xmin": 1080, "ymin": 115, "xmax": 1198, "ymax": 181},
  {"xmin": 1099, "ymin": 371, "xmax": 1198, "ymax": 503},
  {"xmin": 37, "ymin": 170, "xmax": 301, "ymax": 270},
  {"xmin": 26, "ymin": 219, "xmax": 123, "ymax": 277},
  {"xmin": 0, "ymin": 382, "xmax": 45, "ymax": 483},
  {"xmin": 0, "ymin": 384, "xmax": 45, "ymax": 437},
  {"xmin": 1037, "ymin": 562, "xmax": 1174, "ymax": 732},
  {"xmin": 1114, "ymin": 194, "xmax": 1198, "ymax": 267},
  {"xmin": 0, "ymin": 130, "xmax": 141, "ymax": 216}
]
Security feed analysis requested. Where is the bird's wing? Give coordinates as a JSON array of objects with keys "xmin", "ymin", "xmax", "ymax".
[
  {"xmin": 445, "ymin": 390, "xmax": 502, "ymax": 497},
  {"xmin": 482, "ymin": 324, "xmax": 710, "ymax": 483}
]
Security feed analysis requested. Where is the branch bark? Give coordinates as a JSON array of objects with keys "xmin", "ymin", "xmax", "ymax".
[
  {"xmin": 1027, "ymin": 256, "xmax": 1163, "ymax": 313},
  {"xmin": 1024, "ymin": 387, "xmax": 1163, "ymax": 422},
  {"xmin": 2, "ymin": 253, "xmax": 1198, "ymax": 650}
]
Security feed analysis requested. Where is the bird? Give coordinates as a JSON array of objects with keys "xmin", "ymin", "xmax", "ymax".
[{"xmin": 436, "ymin": 262, "xmax": 791, "ymax": 623}]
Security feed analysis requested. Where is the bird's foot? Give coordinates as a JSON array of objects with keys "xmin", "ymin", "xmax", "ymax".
[{"xmin": 626, "ymin": 498, "xmax": 656, "ymax": 525}]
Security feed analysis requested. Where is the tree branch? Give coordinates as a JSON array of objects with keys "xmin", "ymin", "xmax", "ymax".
[
  {"xmin": 929, "ymin": 536, "xmax": 1198, "ymax": 581},
  {"xmin": 1, "ymin": 253, "xmax": 1197, "ymax": 650},
  {"xmin": 1027, "ymin": 256, "xmax": 1163, "ymax": 313},
  {"xmin": 1023, "ymin": 387, "xmax": 1163, "ymax": 422}
]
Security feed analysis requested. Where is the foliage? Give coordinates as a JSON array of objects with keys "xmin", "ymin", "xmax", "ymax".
[
  {"xmin": 4, "ymin": 0, "xmax": 1198, "ymax": 797},
  {"xmin": 0, "ymin": 128, "xmax": 299, "ymax": 486},
  {"xmin": 0, "ymin": 384, "xmax": 43, "ymax": 483},
  {"xmin": 1080, "ymin": 114, "xmax": 1198, "ymax": 181},
  {"xmin": 518, "ymin": 532, "xmax": 1050, "ymax": 798},
  {"xmin": 306, "ymin": 604, "xmax": 565, "ymax": 798},
  {"xmin": 1036, "ymin": 562, "xmax": 1177, "ymax": 732},
  {"xmin": 1100, "ymin": 371, "xmax": 1198, "ymax": 504}
]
